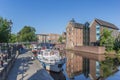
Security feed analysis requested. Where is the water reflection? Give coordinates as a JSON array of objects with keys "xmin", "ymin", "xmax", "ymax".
[
  {"xmin": 63, "ymin": 50, "xmax": 91, "ymax": 80},
  {"xmin": 65, "ymin": 51, "xmax": 83, "ymax": 78},
  {"xmin": 48, "ymin": 71, "xmax": 66, "ymax": 80},
  {"xmin": 49, "ymin": 51, "xmax": 91, "ymax": 80}
]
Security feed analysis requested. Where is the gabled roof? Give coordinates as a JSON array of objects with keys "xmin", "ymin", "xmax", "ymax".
[
  {"xmin": 95, "ymin": 18, "xmax": 119, "ymax": 30},
  {"xmin": 68, "ymin": 19, "xmax": 83, "ymax": 29},
  {"xmin": 74, "ymin": 22, "xmax": 83, "ymax": 29}
]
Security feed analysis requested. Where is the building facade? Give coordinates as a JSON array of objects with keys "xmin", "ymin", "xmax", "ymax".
[
  {"xmin": 36, "ymin": 34, "xmax": 48, "ymax": 43},
  {"xmin": 66, "ymin": 19, "xmax": 84, "ymax": 49},
  {"xmin": 47, "ymin": 33, "xmax": 60, "ymax": 44},
  {"xmin": 83, "ymin": 22, "xmax": 90, "ymax": 46},
  {"xmin": 66, "ymin": 51, "xmax": 83, "ymax": 78},
  {"xmin": 36, "ymin": 33, "xmax": 60, "ymax": 44},
  {"xmin": 65, "ymin": 18, "xmax": 119, "ymax": 79},
  {"xmin": 89, "ymin": 18, "xmax": 119, "ymax": 45},
  {"xmin": 74, "ymin": 46, "xmax": 104, "ymax": 79},
  {"xmin": 88, "ymin": 19, "xmax": 119, "ymax": 79}
]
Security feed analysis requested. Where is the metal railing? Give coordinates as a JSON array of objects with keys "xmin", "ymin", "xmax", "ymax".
[{"xmin": 0, "ymin": 43, "xmax": 19, "ymax": 80}]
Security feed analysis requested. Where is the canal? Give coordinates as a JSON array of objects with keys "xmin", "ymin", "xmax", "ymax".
[{"xmin": 48, "ymin": 50, "xmax": 91, "ymax": 80}]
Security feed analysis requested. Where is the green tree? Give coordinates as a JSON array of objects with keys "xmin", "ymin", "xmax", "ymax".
[
  {"xmin": 100, "ymin": 29, "xmax": 120, "ymax": 78},
  {"xmin": 17, "ymin": 26, "xmax": 37, "ymax": 42},
  {"xmin": 100, "ymin": 29, "xmax": 114, "ymax": 51},
  {"xmin": 0, "ymin": 17, "xmax": 12, "ymax": 43},
  {"xmin": 58, "ymin": 36, "xmax": 63, "ymax": 43},
  {"xmin": 114, "ymin": 34, "xmax": 120, "ymax": 64},
  {"xmin": 100, "ymin": 57, "xmax": 114, "ymax": 78},
  {"xmin": 10, "ymin": 34, "xmax": 17, "ymax": 43},
  {"xmin": 114, "ymin": 34, "xmax": 120, "ymax": 52}
]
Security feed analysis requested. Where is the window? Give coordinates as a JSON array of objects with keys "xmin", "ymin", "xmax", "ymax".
[
  {"xmin": 96, "ymin": 33, "xmax": 100, "ymax": 35},
  {"xmin": 96, "ymin": 61, "xmax": 100, "ymax": 78},
  {"xmin": 69, "ymin": 28, "xmax": 72, "ymax": 32},
  {"xmin": 96, "ymin": 25, "xmax": 100, "ymax": 34},
  {"xmin": 96, "ymin": 25, "xmax": 100, "ymax": 29},
  {"xmin": 83, "ymin": 58, "xmax": 90, "ymax": 77},
  {"xmin": 96, "ymin": 25, "xmax": 100, "ymax": 40},
  {"xmin": 96, "ymin": 30, "xmax": 100, "ymax": 34},
  {"xmin": 96, "ymin": 34, "xmax": 100, "ymax": 40}
]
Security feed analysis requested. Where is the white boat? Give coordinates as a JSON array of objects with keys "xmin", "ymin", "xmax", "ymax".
[{"xmin": 37, "ymin": 49, "xmax": 66, "ymax": 72}]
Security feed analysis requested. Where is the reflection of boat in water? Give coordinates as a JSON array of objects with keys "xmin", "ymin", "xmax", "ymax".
[{"xmin": 37, "ymin": 49, "xmax": 66, "ymax": 72}]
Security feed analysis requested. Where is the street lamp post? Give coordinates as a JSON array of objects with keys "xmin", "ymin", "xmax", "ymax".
[
  {"xmin": 9, "ymin": 20, "xmax": 12, "ymax": 42},
  {"xmin": 7, "ymin": 20, "xmax": 13, "ymax": 59}
]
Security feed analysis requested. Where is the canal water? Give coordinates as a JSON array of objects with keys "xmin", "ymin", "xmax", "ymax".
[{"xmin": 48, "ymin": 51, "xmax": 91, "ymax": 80}]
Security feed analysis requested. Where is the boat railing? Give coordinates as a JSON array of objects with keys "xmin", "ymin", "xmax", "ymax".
[{"xmin": 46, "ymin": 58, "xmax": 64, "ymax": 64}]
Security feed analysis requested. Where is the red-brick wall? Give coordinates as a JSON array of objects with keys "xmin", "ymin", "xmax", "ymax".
[
  {"xmin": 66, "ymin": 51, "xmax": 83, "ymax": 78},
  {"xmin": 90, "ymin": 21, "xmax": 97, "ymax": 43},
  {"xmin": 66, "ymin": 23, "xmax": 83, "ymax": 49},
  {"xmin": 90, "ymin": 60, "xmax": 96, "ymax": 79}
]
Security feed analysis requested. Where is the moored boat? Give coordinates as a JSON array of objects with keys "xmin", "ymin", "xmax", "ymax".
[{"xmin": 37, "ymin": 49, "xmax": 66, "ymax": 72}]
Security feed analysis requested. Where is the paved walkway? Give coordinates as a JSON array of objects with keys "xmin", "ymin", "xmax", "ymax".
[{"xmin": 7, "ymin": 51, "xmax": 53, "ymax": 80}]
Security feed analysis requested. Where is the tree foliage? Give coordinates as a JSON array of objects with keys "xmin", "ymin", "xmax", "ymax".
[
  {"xmin": 17, "ymin": 26, "xmax": 37, "ymax": 42},
  {"xmin": 0, "ymin": 17, "xmax": 12, "ymax": 43},
  {"xmin": 114, "ymin": 34, "xmax": 120, "ymax": 52},
  {"xmin": 100, "ymin": 29, "xmax": 120, "ymax": 78},
  {"xmin": 10, "ymin": 34, "xmax": 17, "ymax": 43},
  {"xmin": 58, "ymin": 36, "xmax": 63, "ymax": 43},
  {"xmin": 100, "ymin": 57, "xmax": 114, "ymax": 78},
  {"xmin": 100, "ymin": 29, "xmax": 114, "ymax": 51}
]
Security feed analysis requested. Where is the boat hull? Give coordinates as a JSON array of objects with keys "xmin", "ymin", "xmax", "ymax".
[
  {"xmin": 39, "ymin": 59, "xmax": 66, "ymax": 72},
  {"xmin": 37, "ymin": 49, "xmax": 66, "ymax": 72}
]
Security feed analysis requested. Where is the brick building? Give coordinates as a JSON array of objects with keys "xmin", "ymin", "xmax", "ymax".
[
  {"xmin": 36, "ymin": 33, "xmax": 60, "ymax": 44},
  {"xmin": 65, "ymin": 18, "xmax": 119, "ymax": 79},
  {"xmin": 36, "ymin": 34, "xmax": 48, "ymax": 43},
  {"xmin": 66, "ymin": 19, "xmax": 84, "ymax": 49},
  {"xmin": 48, "ymin": 33, "xmax": 60, "ymax": 44},
  {"xmin": 66, "ymin": 51, "xmax": 83, "ymax": 78},
  {"xmin": 89, "ymin": 18, "xmax": 119, "ymax": 45},
  {"xmin": 66, "ymin": 18, "xmax": 119, "ymax": 48}
]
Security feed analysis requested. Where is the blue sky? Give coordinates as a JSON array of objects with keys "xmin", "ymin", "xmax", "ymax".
[{"xmin": 0, "ymin": 0, "xmax": 120, "ymax": 34}]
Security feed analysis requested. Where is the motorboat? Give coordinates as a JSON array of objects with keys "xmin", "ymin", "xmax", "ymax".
[{"xmin": 37, "ymin": 49, "xmax": 66, "ymax": 72}]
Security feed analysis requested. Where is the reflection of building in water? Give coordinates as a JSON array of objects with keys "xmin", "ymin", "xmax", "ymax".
[
  {"xmin": 73, "ymin": 46, "xmax": 112, "ymax": 79},
  {"xmin": 65, "ymin": 18, "xmax": 119, "ymax": 80},
  {"xmin": 66, "ymin": 51, "xmax": 82, "ymax": 78},
  {"xmin": 65, "ymin": 46, "xmax": 113, "ymax": 79}
]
